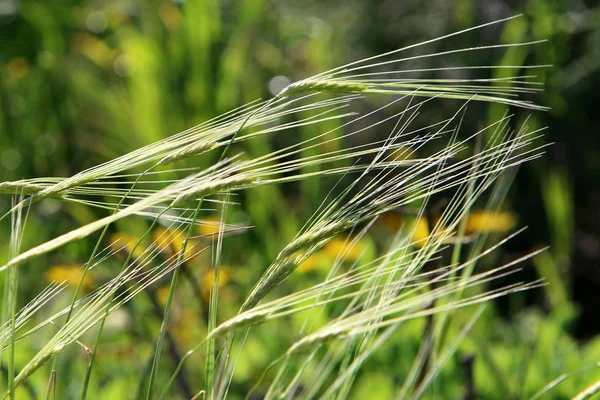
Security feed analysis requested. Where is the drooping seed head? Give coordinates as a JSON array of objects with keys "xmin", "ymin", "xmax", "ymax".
[
  {"xmin": 158, "ymin": 142, "xmax": 217, "ymax": 165},
  {"xmin": 207, "ymin": 310, "xmax": 269, "ymax": 339},
  {"xmin": 278, "ymin": 79, "xmax": 369, "ymax": 98}
]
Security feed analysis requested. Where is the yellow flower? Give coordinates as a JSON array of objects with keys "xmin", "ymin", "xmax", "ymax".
[
  {"xmin": 298, "ymin": 252, "xmax": 322, "ymax": 272},
  {"xmin": 465, "ymin": 211, "xmax": 516, "ymax": 235},
  {"xmin": 201, "ymin": 267, "xmax": 231, "ymax": 301},
  {"xmin": 109, "ymin": 232, "xmax": 146, "ymax": 259},
  {"xmin": 45, "ymin": 265, "xmax": 94, "ymax": 290},
  {"xmin": 297, "ymin": 236, "xmax": 369, "ymax": 273},
  {"xmin": 324, "ymin": 236, "xmax": 366, "ymax": 261},
  {"xmin": 152, "ymin": 227, "xmax": 201, "ymax": 261},
  {"xmin": 197, "ymin": 217, "xmax": 222, "ymax": 237},
  {"xmin": 410, "ymin": 217, "xmax": 430, "ymax": 247},
  {"xmin": 74, "ymin": 33, "xmax": 115, "ymax": 67},
  {"xmin": 153, "ymin": 227, "xmax": 182, "ymax": 253},
  {"xmin": 155, "ymin": 286, "xmax": 171, "ymax": 305}
]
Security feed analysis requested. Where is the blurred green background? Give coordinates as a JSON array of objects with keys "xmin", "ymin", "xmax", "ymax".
[{"xmin": 1, "ymin": 0, "xmax": 600, "ymax": 398}]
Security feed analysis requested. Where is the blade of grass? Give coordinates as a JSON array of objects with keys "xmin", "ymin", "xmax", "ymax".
[
  {"xmin": 145, "ymin": 199, "xmax": 203, "ymax": 400},
  {"xmin": 205, "ymin": 193, "xmax": 228, "ymax": 400}
]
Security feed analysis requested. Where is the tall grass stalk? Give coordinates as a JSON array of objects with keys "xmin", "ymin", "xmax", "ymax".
[
  {"xmin": 146, "ymin": 200, "xmax": 203, "ymax": 400},
  {"xmin": 1, "ymin": 198, "xmax": 25, "ymax": 400},
  {"xmin": 0, "ymin": 16, "xmax": 555, "ymax": 399}
]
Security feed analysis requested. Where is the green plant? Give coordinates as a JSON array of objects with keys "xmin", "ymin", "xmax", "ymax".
[{"xmin": 1, "ymin": 14, "xmax": 597, "ymax": 400}]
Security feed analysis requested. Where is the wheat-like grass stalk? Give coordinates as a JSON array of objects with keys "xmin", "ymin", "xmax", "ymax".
[
  {"xmin": 203, "ymin": 105, "xmax": 545, "ymax": 398},
  {"xmin": 6, "ymin": 232, "xmax": 208, "ymax": 392},
  {"xmin": 0, "ymin": 198, "xmax": 25, "ymax": 400},
  {"xmin": 0, "ymin": 15, "xmax": 554, "ymax": 399},
  {"xmin": 240, "ymin": 110, "xmax": 544, "ymax": 311}
]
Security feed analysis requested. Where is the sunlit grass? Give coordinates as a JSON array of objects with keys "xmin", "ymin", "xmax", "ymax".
[{"xmin": 2, "ymin": 13, "xmax": 596, "ymax": 400}]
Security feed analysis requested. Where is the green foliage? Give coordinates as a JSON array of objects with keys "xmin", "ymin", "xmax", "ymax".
[{"xmin": 1, "ymin": 1, "xmax": 599, "ymax": 399}]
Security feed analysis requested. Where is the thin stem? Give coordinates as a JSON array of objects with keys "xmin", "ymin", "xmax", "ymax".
[
  {"xmin": 82, "ymin": 208, "xmax": 168, "ymax": 400},
  {"xmin": 146, "ymin": 200, "xmax": 203, "ymax": 400},
  {"xmin": 78, "ymin": 168, "xmax": 155, "ymax": 400},
  {"xmin": 205, "ymin": 194, "xmax": 228, "ymax": 400},
  {"xmin": 4, "ymin": 196, "xmax": 26, "ymax": 400},
  {"xmin": 144, "ymin": 289, "xmax": 193, "ymax": 398}
]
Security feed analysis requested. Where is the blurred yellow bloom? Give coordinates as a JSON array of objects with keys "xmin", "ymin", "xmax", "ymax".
[
  {"xmin": 298, "ymin": 236, "xmax": 368, "ymax": 273},
  {"xmin": 298, "ymin": 252, "xmax": 321, "ymax": 272},
  {"xmin": 6, "ymin": 57, "xmax": 30, "ymax": 81},
  {"xmin": 465, "ymin": 211, "xmax": 516, "ymax": 234},
  {"xmin": 324, "ymin": 236, "xmax": 366, "ymax": 261},
  {"xmin": 197, "ymin": 217, "xmax": 222, "ymax": 237},
  {"xmin": 109, "ymin": 232, "xmax": 146, "ymax": 259},
  {"xmin": 406, "ymin": 211, "xmax": 516, "ymax": 248},
  {"xmin": 159, "ymin": 2, "xmax": 182, "ymax": 31},
  {"xmin": 153, "ymin": 226, "xmax": 182, "ymax": 253},
  {"xmin": 201, "ymin": 267, "xmax": 231, "ymax": 301},
  {"xmin": 155, "ymin": 286, "xmax": 170, "ymax": 305},
  {"xmin": 410, "ymin": 217, "xmax": 430, "ymax": 248},
  {"xmin": 74, "ymin": 33, "xmax": 115, "ymax": 67},
  {"xmin": 45, "ymin": 265, "xmax": 94, "ymax": 290},
  {"xmin": 153, "ymin": 226, "xmax": 201, "ymax": 261}
]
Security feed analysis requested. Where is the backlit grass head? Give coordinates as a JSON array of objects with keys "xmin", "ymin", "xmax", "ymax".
[{"xmin": 0, "ymin": 15, "xmax": 555, "ymax": 400}]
